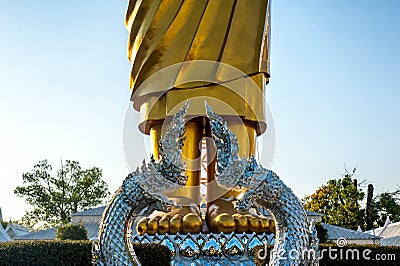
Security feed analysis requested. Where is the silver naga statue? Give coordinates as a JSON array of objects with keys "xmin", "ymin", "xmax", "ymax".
[
  {"xmin": 206, "ymin": 104, "xmax": 319, "ymax": 266},
  {"xmin": 93, "ymin": 102, "xmax": 189, "ymax": 265},
  {"xmin": 93, "ymin": 101, "xmax": 319, "ymax": 266}
]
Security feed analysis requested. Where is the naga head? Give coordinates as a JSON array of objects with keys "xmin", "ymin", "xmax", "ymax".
[
  {"xmin": 148, "ymin": 100, "xmax": 189, "ymax": 193},
  {"xmin": 146, "ymin": 192, "xmax": 177, "ymax": 213},
  {"xmin": 122, "ymin": 101, "xmax": 191, "ymax": 212},
  {"xmin": 206, "ymin": 103, "xmax": 261, "ymax": 191},
  {"xmin": 122, "ymin": 172, "xmax": 178, "ymax": 213},
  {"xmin": 235, "ymin": 190, "xmax": 259, "ymax": 212},
  {"xmin": 205, "ymin": 102, "xmax": 240, "ymax": 175}
]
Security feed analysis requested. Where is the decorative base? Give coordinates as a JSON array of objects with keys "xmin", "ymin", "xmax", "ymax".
[
  {"xmin": 94, "ymin": 103, "xmax": 319, "ymax": 265},
  {"xmin": 132, "ymin": 232, "xmax": 274, "ymax": 265}
]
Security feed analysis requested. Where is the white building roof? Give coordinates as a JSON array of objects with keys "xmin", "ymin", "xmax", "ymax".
[
  {"xmin": 321, "ymin": 223, "xmax": 381, "ymax": 240},
  {"xmin": 4, "ymin": 222, "xmax": 30, "ymax": 239},
  {"xmin": 16, "ymin": 222, "xmax": 100, "ymax": 241},
  {"xmin": 71, "ymin": 206, "xmax": 106, "ymax": 217},
  {"xmin": 365, "ymin": 221, "xmax": 400, "ymax": 246},
  {"xmin": 0, "ymin": 224, "xmax": 11, "ymax": 242},
  {"xmin": 381, "ymin": 236, "xmax": 400, "ymax": 246},
  {"xmin": 83, "ymin": 222, "xmax": 100, "ymax": 240},
  {"xmin": 368, "ymin": 221, "xmax": 400, "ymax": 238},
  {"xmin": 16, "ymin": 228, "xmax": 56, "ymax": 240}
]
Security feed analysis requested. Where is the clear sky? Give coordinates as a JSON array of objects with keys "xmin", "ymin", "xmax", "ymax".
[{"xmin": 0, "ymin": 1, "xmax": 399, "ymax": 221}]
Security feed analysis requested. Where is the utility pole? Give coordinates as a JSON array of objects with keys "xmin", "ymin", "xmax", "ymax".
[
  {"xmin": 60, "ymin": 158, "xmax": 66, "ymax": 222},
  {"xmin": 365, "ymin": 184, "xmax": 374, "ymax": 230}
]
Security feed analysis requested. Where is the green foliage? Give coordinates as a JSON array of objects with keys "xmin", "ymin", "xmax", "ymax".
[
  {"xmin": 0, "ymin": 220, "xmax": 8, "ymax": 229},
  {"xmin": 370, "ymin": 190, "xmax": 400, "ymax": 227},
  {"xmin": 133, "ymin": 243, "xmax": 172, "ymax": 266},
  {"xmin": 255, "ymin": 244, "xmax": 400, "ymax": 266},
  {"xmin": 14, "ymin": 160, "xmax": 110, "ymax": 228},
  {"xmin": 0, "ymin": 240, "xmax": 92, "ymax": 266},
  {"xmin": 314, "ymin": 222, "xmax": 329, "ymax": 243},
  {"xmin": 303, "ymin": 170, "xmax": 365, "ymax": 230},
  {"xmin": 0, "ymin": 241, "xmax": 172, "ymax": 266},
  {"xmin": 56, "ymin": 224, "xmax": 88, "ymax": 240}
]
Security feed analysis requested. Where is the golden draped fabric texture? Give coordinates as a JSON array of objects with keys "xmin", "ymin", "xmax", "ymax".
[{"xmin": 126, "ymin": 0, "xmax": 271, "ymax": 135}]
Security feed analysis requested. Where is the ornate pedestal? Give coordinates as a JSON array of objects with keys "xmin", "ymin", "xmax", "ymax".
[
  {"xmin": 133, "ymin": 232, "xmax": 274, "ymax": 265},
  {"xmin": 93, "ymin": 103, "xmax": 319, "ymax": 266}
]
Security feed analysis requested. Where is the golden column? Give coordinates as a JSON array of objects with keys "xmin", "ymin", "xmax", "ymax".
[{"xmin": 126, "ymin": 0, "xmax": 273, "ymax": 235}]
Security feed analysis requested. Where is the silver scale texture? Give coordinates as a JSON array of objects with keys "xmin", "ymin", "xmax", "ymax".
[{"xmin": 93, "ymin": 102, "xmax": 319, "ymax": 266}]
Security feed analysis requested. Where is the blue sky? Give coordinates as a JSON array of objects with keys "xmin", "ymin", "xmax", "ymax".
[{"xmin": 0, "ymin": 1, "xmax": 399, "ymax": 221}]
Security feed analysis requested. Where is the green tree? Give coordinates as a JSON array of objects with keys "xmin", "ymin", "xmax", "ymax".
[
  {"xmin": 314, "ymin": 222, "xmax": 329, "ymax": 243},
  {"xmin": 0, "ymin": 220, "xmax": 7, "ymax": 229},
  {"xmin": 56, "ymin": 223, "xmax": 88, "ymax": 240},
  {"xmin": 15, "ymin": 160, "xmax": 110, "ymax": 229},
  {"xmin": 370, "ymin": 190, "xmax": 400, "ymax": 227},
  {"xmin": 303, "ymin": 169, "xmax": 365, "ymax": 230}
]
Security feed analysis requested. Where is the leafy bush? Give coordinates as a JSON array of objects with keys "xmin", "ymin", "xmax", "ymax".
[
  {"xmin": 0, "ymin": 240, "xmax": 91, "ymax": 266},
  {"xmin": 0, "ymin": 240, "xmax": 172, "ymax": 266},
  {"xmin": 133, "ymin": 243, "xmax": 172, "ymax": 266},
  {"xmin": 56, "ymin": 224, "xmax": 88, "ymax": 240},
  {"xmin": 255, "ymin": 244, "xmax": 400, "ymax": 266},
  {"xmin": 315, "ymin": 222, "xmax": 329, "ymax": 243}
]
